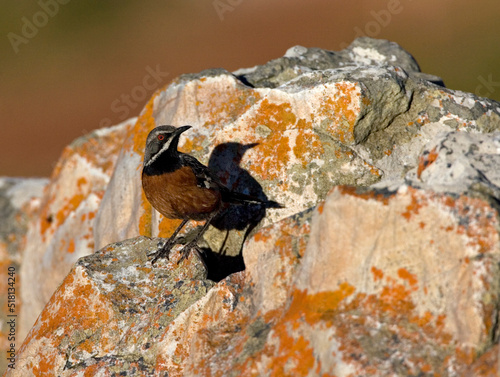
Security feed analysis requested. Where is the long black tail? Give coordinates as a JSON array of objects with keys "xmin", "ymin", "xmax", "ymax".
[{"xmin": 224, "ymin": 190, "xmax": 284, "ymax": 209}]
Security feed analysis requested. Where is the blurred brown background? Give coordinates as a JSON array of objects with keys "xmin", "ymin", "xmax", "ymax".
[{"xmin": 2, "ymin": 0, "xmax": 500, "ymax": 177}]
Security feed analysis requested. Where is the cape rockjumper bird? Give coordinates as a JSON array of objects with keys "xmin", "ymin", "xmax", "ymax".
[{"xmin": 142, "ymin": 125, "xmax": 281, "ymax": 265}]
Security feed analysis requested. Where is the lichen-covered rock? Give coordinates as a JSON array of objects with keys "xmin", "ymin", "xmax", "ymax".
[
  {"xmin": 9, "ymin": 183, "xmax": 500, "ymax": 376},
  {"xmin": 180, "ymin": 185, "xmax": 500, "ymax": 376},
  {"xmin": 8, "ymin": 237, "xmax": 213, "ymax": 376},
  {"xmin": 5, "ymin": 37, "xmax": 500, "ymax": 376},
  {"xmin": 406, "ymin": 131, "xmax": 500, "ymax": 197},
  {"xmin": 19, "ymin": 119, "xmax": 134, "ymax": 342},
  {"xmin": 0, "ymin": 177, "xmax": 47, "ymax": 374},
  {"xmin": 95, "ymin": 38, "xmax": 500, "ymax": 264}
]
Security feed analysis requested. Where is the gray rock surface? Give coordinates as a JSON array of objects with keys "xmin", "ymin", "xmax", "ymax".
[
  {"xmin": 0, "ymin": 177, "xmax": 47, "ymax": 256},
  {"xmin": 0, "ymin": 177, "xmax": 47, "ymax": 374},
  {"xmin": 234, "ymin": 37, "xmax": 443, "ymax": 88},
  {"xmin": 407, "ymin": 131, "xmax": 500, "ymax": 198}
]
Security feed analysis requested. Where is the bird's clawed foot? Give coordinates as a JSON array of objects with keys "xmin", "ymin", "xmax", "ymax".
[
  {"xmin": 176, "ymin": 241, "xmax": 200, "ymax": 264},
  {"xmin": 148, "ymin": 236, "xmax": 179, "ymax": 265},
  {"xmin": 148, "ymin": 237, "xmax": 199, "ymax": 266}
]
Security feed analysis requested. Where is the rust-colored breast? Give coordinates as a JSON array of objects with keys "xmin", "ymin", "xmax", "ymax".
[{"xmin": 142, "ymin": 167, "xmax": 221, "ymax": 221}]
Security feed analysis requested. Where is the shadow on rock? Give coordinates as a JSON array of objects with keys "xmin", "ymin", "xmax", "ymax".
[{"xmin": 201, "ymin": 142, "xmax": 282, "ymax": 281}]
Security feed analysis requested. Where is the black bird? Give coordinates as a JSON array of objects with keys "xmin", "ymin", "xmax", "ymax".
[{"xmin": 142, "ymin": 125, "xmax": 278, "ymax": 264}]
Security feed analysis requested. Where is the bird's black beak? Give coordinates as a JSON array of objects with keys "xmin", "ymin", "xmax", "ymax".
[{"xmin": 175, "ymin": 125, "xmax": 192, "ymax": 136}]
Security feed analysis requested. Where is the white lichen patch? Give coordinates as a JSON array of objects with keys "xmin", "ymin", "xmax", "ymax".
[{"xmin": 350, "ymin": 46, "xmax": 388, "ymax": 66}]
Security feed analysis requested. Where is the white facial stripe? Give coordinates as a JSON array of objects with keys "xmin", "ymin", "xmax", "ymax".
[{"xmin": 145, "ymin": 132, "xmax": 174, "ymax": 166}]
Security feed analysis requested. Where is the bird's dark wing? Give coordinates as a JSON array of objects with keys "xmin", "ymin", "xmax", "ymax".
[
  {"xmin": 180, "ymin": 153, "xmax": 225, "ymax": 191},
  {"xmin": 180, "ymin": 153, "xmax": 283, "ymax": 208}
]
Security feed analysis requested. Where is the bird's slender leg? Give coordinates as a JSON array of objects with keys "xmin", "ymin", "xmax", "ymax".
[
  {"xmin": 177, "ymin": 212, "xmax": 218, "ymax": 264},
  {"xmin": 150, "ymin": 218, "xmax": 189, "ymax": 265}
]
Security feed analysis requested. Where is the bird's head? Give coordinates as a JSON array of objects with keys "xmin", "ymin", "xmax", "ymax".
[{"xmin": 143, "ymin": 125, "xmax": 191, "ymax": 167}]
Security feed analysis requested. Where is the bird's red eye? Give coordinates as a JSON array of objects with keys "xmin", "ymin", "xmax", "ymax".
[{"xmin": 157, "ymin": 134, "xmax": 165, "ymax": 141}]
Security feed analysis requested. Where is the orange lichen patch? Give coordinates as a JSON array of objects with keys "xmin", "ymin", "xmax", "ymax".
[
  {"xmin": 371, "ymin": 266, "xmax": 384, "ymax": 282},
  {"xmin": 50, "ymin": 122, "xmax": 130, "ymax": 181},
  {"xmin": 397, "ymin": 268, "xmax": 418, "ymax": 288},
  {"xmin": 379, "ymin": 278, "xmax": 417, "ymax": 314},
  {"xmin": 67, "ymin": 239, "xmax": 75, "ymax": 253},
  {"xmin": 239, "ymin": 283, "xmax": 356, "ymax": 376},
  {"xmin": 276, "ymin": 217, "xmax": 311, "ymax": 259},
  {"xmin": 128, "ymin": 89, "xmax": 159, "ymax": 155},
  {"xmin": 336, "ymin": 185, "xmax": 392, "ymax": 205},
  {"xmin": 158, "ymin": 217, "xmax": 184, "ymax": 238},
  {"xmin": 243, "ymin": 99, "xmax": 298, "ymax": 181},
  {"xmin": 201, "ymin": 84, "xmax": 261, "ymax": 127},
  {"xmin": 267, "ymin": 326, "xmax": 316, "ymax": 376},
  {"xmin": 334, "ymin": 148, "xmax": 354, "ymax": 161},
  {"xmin": 461, "ymin": 344, "xmax": 499, "ymax": 377},
  {"xmin": 252, "ymin": 226, "xmax": 274, "ymax": 244},
  {"xmin": 80, "ymin": 211, "xmax": 96, "ymax": 223},
  {"xmin": 33, "ymin": 271, "xmax": 109, "ymax": 339},
  {"xmin": 139, "ymin": 189, "xmax": 153, "ymax": 238},
  {"xmin": 39, "ymin": 189, "xmax": 87, "ymax": 242},
  {"xmin": 439, "ymin": 195, "xmax": 500, "ymax": 254},
  {"xmin": 225, "ymin": 283, "xmax": 354, "ymax": 377},
  {"xmin": 18, "ymin": 268, "xmax": 117, "ymax": 373},
  {"xmin": 331, "ymin": 281, "xmax": 459, "ymax": 374},
  {"xmin": 416, "ymin": 146, "xmax": 439, "ymax": 178},
  {"xmin": 39, "ymin": 197, "xmax": 71, "ymax": 240},
  {"xmin": 320, "ymin": 82, "xmax": 360, "ymax": 144},
  {"xmin": 55, "ymin": 193, "xmax": 85, "ymax": 227},
  {"xmin": 76, "ymin": 177, "xmax": 88, "ymax": 188},
  {"xmin": 245, "ymin": 266, "xmax": 461, "ymax": 374},
  {"xmin": 179, "ymin": 133, "xmax": 207, "ymax": 154},
  {"xmin": 40, "ymin": 209, "xmax": 54, "ymax": 237},
  {"xmin": 81, "ymin": 130, "xmax": 130, "ymax": 176},
  {"xmin": 455, "ymin": 347, "xmax": 476, "ymax": 367},
  {"xmin": 363, "ymin": 160, "xmax": 382, "ymax": 177},
  {"xmin": 401, "ymin": 187, "xmax": 424, "ymax": 220},
  {"xmin": 33, "ymin": 353, "xmax": 60, "ymax": 376},
  {"xmin": 293, "ymin": 119, "xmax": 324, "ymax": 167},
  {"xmin": 316, "ymin": 201, "xmax": 325, "ymax": 214}
]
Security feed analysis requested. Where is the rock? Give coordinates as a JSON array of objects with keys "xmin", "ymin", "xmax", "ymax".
[
  {"xmin": 18, "ymin": 119, "xmax": 134, "ymax": 342},
  {"xmin": 0, "ymin": 177, "xmax": 48, "ymax": 258},
  {"xmin": 461, "ymin": 344, "xmax": 500, "ymax": 377},
  {"xmin": 5, "ymin": 37, "xmax": 500, "ymax": 375},
  {"xmin": 8, "ymin": 237, "xmax": 213, "ymax": 375},
  {"xmin": 183, "ymin": 185, "xmax": 500, "ymax": 376},
  {"xmin": 95, "ymin": 39, "xmax": 500, "ymax": 264},
  {"xmin": 0, "ymin": 177, "xmax": 47, "ymax": 374},
  {"xmin": 406, "ymin": 131, "xmax": 500, "ymax": 197},
  {"xmin": 13, "ymin": 184, "xmax": 497, "ymax": 375},
  {"xmin": 234, "ymin": 37, "xmax": 442, "ymax": 88}
]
